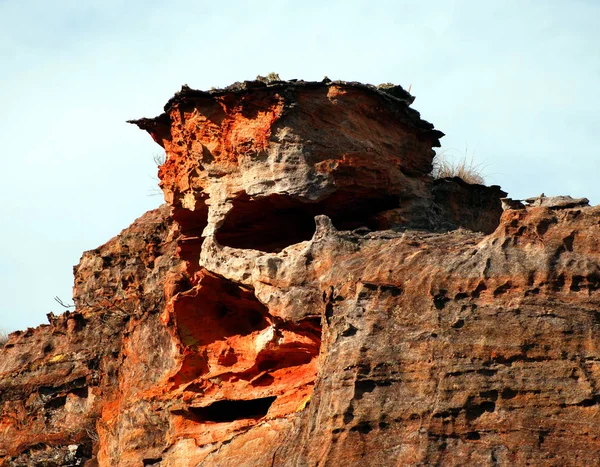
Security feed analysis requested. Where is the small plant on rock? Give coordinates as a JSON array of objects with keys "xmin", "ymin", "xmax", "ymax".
[
  {"xmin": 153, "ymin": 152, "xmax": 166, "ymax": 167},
  {"xmin": 431, "ymin": 148, "xmax": 486, "ymax": 185}
]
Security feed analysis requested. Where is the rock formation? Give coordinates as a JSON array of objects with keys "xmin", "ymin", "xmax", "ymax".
[{"xmin": 1, "ymin": 78, "xmax": 599, "ymax": 466}]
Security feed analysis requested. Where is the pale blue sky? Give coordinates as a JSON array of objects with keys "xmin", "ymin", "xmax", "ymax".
[{"xmin": 1, "ymin": 0, "xmax": 599, "ymax": 332}]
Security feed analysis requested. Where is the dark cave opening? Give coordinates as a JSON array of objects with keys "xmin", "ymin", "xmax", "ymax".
[
  {"xmin": 215, "ymin": 191, "xmax": 400, "ymax": 252},
  {"xmin": 189, "ymin": 396, "xmax": 277, "ymax": 423}
]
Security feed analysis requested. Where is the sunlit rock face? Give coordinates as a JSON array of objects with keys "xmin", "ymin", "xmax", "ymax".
[
  {"xmin": 130, "ymin": 79, "xmax": 443, "ymax": 244},
  {"xmin": 0, "ymin": 205, "xmax": 180, "ymax": 466},
  {"xmin": 9, "ymin": 79, "xmax": 600, "ymax": 466}
]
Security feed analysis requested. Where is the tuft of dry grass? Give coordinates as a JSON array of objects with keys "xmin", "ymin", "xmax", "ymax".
[
  {"xmin": 0, "ymin": 329, "xmax": 7, "ymax": 346},
  {"xmin": 431, "ymin": 149, "xmax": 486, "ymax": 185}
]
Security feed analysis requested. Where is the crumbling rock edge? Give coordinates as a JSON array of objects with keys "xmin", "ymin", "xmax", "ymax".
[{"xmin": 128, "ymin": 78, "xmax": 441, "ymax": 137}]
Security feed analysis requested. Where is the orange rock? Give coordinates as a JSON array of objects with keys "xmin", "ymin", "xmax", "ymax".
[{"xmin": 6, "ymin": 79, "xmax": 600, "ymax": 466}]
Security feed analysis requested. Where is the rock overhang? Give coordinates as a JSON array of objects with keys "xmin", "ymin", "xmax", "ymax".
[
  {"xmin": 130, "ymin": 78, "xmax": 447, "ymax": 254},
  {"xmin": 130, "ymin": 78, "xmax": 443, "ymax": 143}
]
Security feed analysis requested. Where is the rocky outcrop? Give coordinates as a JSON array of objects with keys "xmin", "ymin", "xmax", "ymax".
[
  {"xmin": 2, "ymin": 78, "xmax": 599, "ymax": 466},
  {"xmin": 130, "ymin": 80, "xmax": 442, "ymax": 248},
  {"xmin": 0, "ymin": 205, "xmax": 179, "ymax": 466}
]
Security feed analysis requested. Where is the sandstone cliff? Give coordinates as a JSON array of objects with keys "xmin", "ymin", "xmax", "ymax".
[{"xmin": 1, "ymin": 78, "xmax": 598, "ymax": 466}]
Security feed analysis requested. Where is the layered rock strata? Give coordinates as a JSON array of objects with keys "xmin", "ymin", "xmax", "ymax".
[{"xmin": 1, "ymin": 79, "xmax": 599, "ymax": 466}]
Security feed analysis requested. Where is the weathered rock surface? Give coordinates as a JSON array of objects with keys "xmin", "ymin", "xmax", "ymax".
[
  {"xmin": 524, "ymin": 194, "xmax": 590, "ymax": 209},
  {"xmin": 129, "ymin": 79, "xmax": 444, "ymax": 244},
  {"xmin": 433, "ymin": 177, "xmax": 506, "ymax": 234},
  {"xmin": 0, "ymin": 205, "xmax": 180, "ymax": 466},
  {"xmin": 2, "ymin": 78, "xmax": 600, "ymax": 466}
]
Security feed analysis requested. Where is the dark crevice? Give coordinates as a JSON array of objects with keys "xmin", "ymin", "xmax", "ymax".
[
  {"xmin": 446, "ymin": 368, "xmax": 497, "ymax": 377},
  {"xmin": 571, "ymin": 276, "xmax": 583, "ymax": 292},
  {"xmin": 570, "ymin": 272, "xmax": 600, "ymax": 293},
  {"xmin": 536, "ymin": 217, "xmax": 557, "ymax": 236},
  {"xmin": 215, "ymin": 192, "xmax": 399, "ymax": 252},
  {"xmin": 480, "ymin": 390, "xmax": 499, "ymax": 400},
  {"xmin": 587, "ymin": 272, "xmax": 600, "ymax": 291},
  {"xmin": 491, "ymin": 448, "xmax": 500, "ymax": 465},
  {"xmin": 434, "ymin": 396, "xmax": 496, "ymax": 421},
  {"xmin": 538, "ymin": 430, "xmax": 550, "ymax": 446},
  {"xmin": 357, "ymin": 283, "xmax": 379, "ymax": 300},
  {"xmin": 551, "ymin": 273, "xmax": 566, "ymax": 292},
  {"xmin": 574, "ymin": 395, "xmax": 600, "ymax": 407},
  {"xmin": 471, "ymin": 281, "xmax": 487, "ymax": 298},
  {"xmin": 493, "ymin": 281, "xmax": 512, "ymax": 297},
  {"xmin": 350, "ymin": 422, "xmax": 373, "ymax": 434},
  {"xmin": 188, "ymin": 396, "xmax": 277, "ymax": 423},
  {"xmin": 250, "ymin": 373, "xmax": 275, "ymax": 387},
  {"xmin": 432, "ymin": 407, "xmax": 461, "ymax": 419},
  {"xmin": 172, "ymin": 203, "xmax": 209, "ymax": 277},
  {"xmin": 358, "ymin": 282, "xmax": 403, "ymax": 298},
  {"xmin": 143, "ymin": 459, "xmax": 163, "ymax": 467},
  {"xmin": 465, "ymin": 400, "xmax": 496, "ymax": 421},
  {"xmin": 39, "ymin": 377, "xmax": 88, "ymax": 398},
  {"xmin": 378, "ymin": 284, "xmax": 404, "ymax": 297},
  {"xmin": 451, "ymin": 319, "xmax": 465, "ymax": 329},
  {"xmin": 501, "ymin": 388, "xmax": 518, "ymax": 399},
  {"xmin": 325, "ymin": 302, "xmax": 334, "ymax": 325},
  {"xmin": 563, "ymin": 232, "xmax": 575, "ymax": 252},
  {"xmin": 344, "ymin": 407, "xmax": 355, "ymax": 424},
  {"xmin": 354, "ymin": 378, "xmax": 394, "ymax": 401},
  {"xmin": 489, "ymin": 354, "xmax": 551, "ymax": 366},
  {"xmin": 354, "ymin": 380, "xmax": 377, "ymax": 400},
  {"xmin": 70, "ymin": 386, "xmax": 89, "ymax": 398},
  {"xmin": 45, "ymin": 395, "xmax": 67, "ymax": 409},
  {"xmin": 521, "ymin": 342, "xmax": 535, "ymax": 352},
  {"xmin": 433, "ymin": 291, "xmax": 450, "ymax": 310}
]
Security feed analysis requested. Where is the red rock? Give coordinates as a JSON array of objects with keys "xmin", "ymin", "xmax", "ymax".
[{"xmin": 3, "ymin": 78, "xmax": 600, "ymax": 466}]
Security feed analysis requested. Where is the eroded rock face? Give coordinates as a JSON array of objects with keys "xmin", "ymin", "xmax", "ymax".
[
  {"xmin": 0, "ymin": 205, "xmax": 179, "ymax": 466},
  {"xmin": 3, "ymin": 79, "xmax": 599, "ymax": 466},
  {"xmin": 273, "ymin": 205, "xmax": 600, "ymax": 466},
  {"xmin": 130, "ymin": 79, "xmax": 444, "ymax": 248}
]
